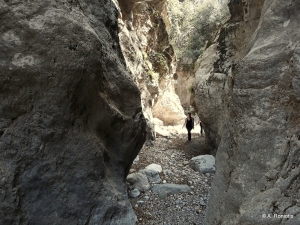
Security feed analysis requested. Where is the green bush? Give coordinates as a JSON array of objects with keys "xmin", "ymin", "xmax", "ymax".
[{"xmin": 168, "ymin": 0, "xmax": 229, "ymax": 61}]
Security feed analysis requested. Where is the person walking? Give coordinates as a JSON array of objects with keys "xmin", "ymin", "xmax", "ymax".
[
  {"xmin": 199, "ymin": 119, "xmax": 203, "ymax": 135},
  {"xmin": 183, "ymin": 113, "xmax": 194, "ymax": 141}
]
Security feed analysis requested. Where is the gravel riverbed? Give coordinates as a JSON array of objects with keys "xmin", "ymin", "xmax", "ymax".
[{"xmin": 128, "ymin": 133, "xmax": 214, "ymax": 225}]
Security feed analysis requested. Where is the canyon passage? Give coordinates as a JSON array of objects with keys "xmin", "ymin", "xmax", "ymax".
[{"xmin": 0, "ymin": 0, "xmax": 299, "ymax": 225}]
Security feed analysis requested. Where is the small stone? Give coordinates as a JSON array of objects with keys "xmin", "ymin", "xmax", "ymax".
[
  {"xmin": 129, "ymin": 169, "xmax": 136, "ymax": 174},
  {"xmin": 163, "ymin": 169, "xmax": 174, "ymax": 177},
  {"xmin": 163, "ymin": 180, "xmax": 166, "ymax": 183},
  {"xmin": 200, "ymin": 200, "xmax": 206, "ymax": 206},
  {"xmin": 129, "ymin": 189, "xmax": 140, "ymax": 198},
  {"xmin": 133, "ymin": 155, "xmax": 139, "ymax": 164}
]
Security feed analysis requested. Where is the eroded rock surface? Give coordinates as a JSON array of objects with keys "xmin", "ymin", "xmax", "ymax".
[
  {"xmin": 175, "ymin": 59, "xmax": 195, "ymax": 108},
  {"xmin": 192, "ymin": 0, "xmax": 265, "ymax": 154},
  {"xmin": 197, "ymin": 0, "xmax": 300, "ymax": 224},
  {"xmin": 0, "ymin": 1, "xmax": 146, "ymax": 224},
  {"xmin": 117, "ymin": 0, "xmax": 185, "ymax": 132}
]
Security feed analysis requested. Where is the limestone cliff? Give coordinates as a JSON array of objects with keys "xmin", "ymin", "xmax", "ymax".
[
  {"xmin": 192, "ymin": 0, "xmax": 265, "ymax": 154},
  {"xmin": 192, "ymin": 0, "xmax": 300, "ymax": 224},
  {"xmin": 0, "ymin": 1, "xmax": 146, "ymax": 224},
  {"xmin": 117, "ymin": 0, "xmax": 185, "ymax": 130},
  {"xmin": 174, "ymin": 59, "xmax": 195, "ymax": 108}
]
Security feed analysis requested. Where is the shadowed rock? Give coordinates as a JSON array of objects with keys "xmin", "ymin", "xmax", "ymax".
[
  {"xmin": 189, "ymin": 155, "xmax": 215, "ymax": 173},
  {"xmin": 140, "ymin": 168, "xmax": 162, "ymax": 184},
  {"xmin": 194, "ymin": 0, "xmax": 300, "ymax": 224},
  {"xmin": 126, "ymin": 173, "xmax": 150, "ymax": 191},
  {"xmin": 152, "ymin": 184, "xmax": 192, "ymax": 198},
  {"xmin": 0, "ymin": 1, "xmax": 146, "ymax": 224}
]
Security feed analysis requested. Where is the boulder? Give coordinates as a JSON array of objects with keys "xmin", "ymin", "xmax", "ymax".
[
  {"xmin": 152, "ymin": 184, "xmax": 192, "ymax": 198},
  {"xmin": 152, "ymin": 91, "xmax": 186, "ymax": 126},
  {"xmin": 145, "ymin": 164, "xmax": 162, "ymax": 173},
  {"xmin": 126, "ymin": 173, "xmax": 150, "ymax": 191},
  {"xmin": 139, "ymin": 169, "xmax": 162, "ymax": 184},
  {"xmin": 189, "ymin": 155, "xmax": 215, "ymax": 173},
  {"xmin": 128, "ymin": 189, "xmax": 140, "ymax": 198}
]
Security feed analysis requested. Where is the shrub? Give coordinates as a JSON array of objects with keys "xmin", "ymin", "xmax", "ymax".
[{"xmin": 168, "ymin": 0, "xmax": 229, "ymax": 61}]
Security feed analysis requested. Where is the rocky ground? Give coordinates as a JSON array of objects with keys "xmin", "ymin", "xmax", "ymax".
[{"xmin": 127, "ymin": 128, "xmax": 214, "ymax": 225}]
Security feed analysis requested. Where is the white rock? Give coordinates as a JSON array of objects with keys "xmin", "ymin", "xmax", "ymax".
[
  {"xmin": 133, "ymin": 155, "xmax": 139, "ymax": 164},
  {"xmin": 145, "ymin": 164, "xmax": 162, "ymax": 173},
  {"xmin": 152, "ymin": 91, "xmax": 186, "ymax": 126},
  {"xmin": 152, "ymin": 117, "xmax": 164, "ymax": 126}
]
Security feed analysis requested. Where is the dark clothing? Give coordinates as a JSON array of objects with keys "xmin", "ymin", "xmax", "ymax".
[
  {"xmin": 186, "ymin": 118, "xmax": 193, "ymax": 130},
  {"xmin": 187, "ymin": 128, "xmax": 192, "ymax": 140},
  {"xmin": 186, "ymin": 117, "xmax": 194, "ymax": 140},
  {"xmin": 200, "ymin": 122, "xmax": 203, "ymax": 134}
]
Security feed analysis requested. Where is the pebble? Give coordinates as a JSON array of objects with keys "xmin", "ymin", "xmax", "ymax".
[
  {"xmin": 129, "ymin": 189, "xmax": 140, "ymax": 198},
  {"xmin": 129, "ymin": 169, "xmax": 136, "ymax": 173},
  {"xmin": 200, "ymin": 200, "xmax": 206, "ymax": 206}
]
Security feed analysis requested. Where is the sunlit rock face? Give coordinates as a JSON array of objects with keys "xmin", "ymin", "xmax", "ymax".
[
  {"xmin": 0, "ymin": 1, "xmax": 146, "ymax": 224},
  {"xmin": 117, "ymin": 0, "xmax": 185, "ymax": 131},
  {"xmin": 192, "ymin": 0, "xmax": 265, "ymax": 154},
  {"xmin": 174, "ymin": 59, "xmax": 195, "ymax": 108},
  {"xmin": 198, "ymin": 0, "xmax": 300, "ymax": 224}
]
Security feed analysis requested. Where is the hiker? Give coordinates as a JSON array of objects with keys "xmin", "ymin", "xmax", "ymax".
[
  {"xmin": 198, "ymin": 119, "xmax": 203, "ymax": 135},
  {"xmin": 182, "ymin": 112, "xmax": 194, "ymax": 141}
]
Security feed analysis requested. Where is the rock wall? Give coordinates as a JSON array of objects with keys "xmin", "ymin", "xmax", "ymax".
[
  {"xmin": 194, "ymin": 0, "xmax": 300, "ymax": 224},
  {"xmin": 117, "ymin": 0, "xmax": 185, "ymax": 129},
  {"xmin": 193, "ymin": 0, "xmax": 265, "ymax": 154},
  {"xmin": 0, "ymin": 1, "xmax": 146, "ymax": 224},
  {"xmin": 174, "ymin": 59, "xmax": 195, "ymax": 108}
]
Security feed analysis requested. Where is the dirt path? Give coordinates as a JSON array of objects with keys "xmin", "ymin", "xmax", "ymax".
[{"xmin": 128, "ymin": 133, "xmax": 213, "ymax": 225}]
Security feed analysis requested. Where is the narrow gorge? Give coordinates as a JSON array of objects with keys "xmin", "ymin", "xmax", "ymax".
[{"xmin": 0, "ymin": 0, "xmax": 299, "ymax": 225}]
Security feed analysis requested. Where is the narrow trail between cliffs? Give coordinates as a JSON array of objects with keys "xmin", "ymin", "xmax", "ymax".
[{"xmin": 127, "ymin": 127, "xmax": 214, "ymax": 225}]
